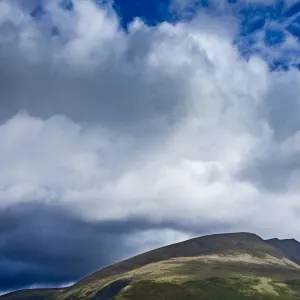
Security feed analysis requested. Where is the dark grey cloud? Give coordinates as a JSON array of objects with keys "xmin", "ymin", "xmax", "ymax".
[
  {"xmin": 0, "ymin": 203, "xmax": 129, "ymax": 290},
  {"xmin": 236, "ymin": 72, "xmax": 300, "ymax": 193},
  {"xmin": 0, "ymin": 53, "xmax": 187, "ymax": 127},
  {"xmin": 0, "ymin": 202, "xmax": 230, "ymax": 292},
  {"xmin": 265, "ymin": 72, "xmax": 300, "ymax": 142},
  {"xmin": 237, "ymin": 147, "xmax": 300, "ymax": 192},
  {"xmin": 0, "ymin": 6, "xmax": 188, "ymax": 140}
]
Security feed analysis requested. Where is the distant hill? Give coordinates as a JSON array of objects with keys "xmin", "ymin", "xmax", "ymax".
[
  {"xmin": 0, "ymin": 289, "xmax": 62, "ymax": 300},
  {"xmin": 3, "ymin": 232, "xmax": 300, "ymax": 300},
  {"xmin": 267, "ymin": 238, "xmax": 300, "ymax": 266}
]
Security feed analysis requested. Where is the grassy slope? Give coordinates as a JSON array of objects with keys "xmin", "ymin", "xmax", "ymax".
[
  {"xmin": 4, "ymin": 232, "xmax": 300, "ymax": 300},
  {"xmin": 73, "ymin": 233, "xmax": 285, "ymax": 286},
  {"xmin": 48, "ymin": 233, "xmax": 300, "ymax": 299},
  {"xmin": 115, "ymin": 277, "xmax": 300, "ymax": 300}
]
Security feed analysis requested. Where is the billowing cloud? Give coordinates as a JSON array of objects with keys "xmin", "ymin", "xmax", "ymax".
[{"xmin": 1, "ymin": 0, "xmax": 300, "ymax": 293}]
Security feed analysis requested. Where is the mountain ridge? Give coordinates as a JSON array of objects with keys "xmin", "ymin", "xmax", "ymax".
[
  {"xmin": 266, "ymin": 237, "xmax": 300, "ymax": 266},
  {"xmin": 3, "ymin": 232, "xmax": 300, "ymax": 300}
]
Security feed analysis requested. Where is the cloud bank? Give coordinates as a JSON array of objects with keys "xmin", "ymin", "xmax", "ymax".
[{"xmin": 1, "ymin": 0, "xmax": 300, "ymax": 292}]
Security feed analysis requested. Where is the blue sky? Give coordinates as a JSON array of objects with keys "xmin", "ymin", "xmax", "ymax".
[{"xmin": 32, "ymin": 0, "xmax": 300, "ymax": 69}]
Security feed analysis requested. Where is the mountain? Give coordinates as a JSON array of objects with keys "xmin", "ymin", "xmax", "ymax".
[
  {"xmin": 266, "ymin": 238, "xmax": 300, "ymax": 266},
  {"xmin": 0, "ymin": 289, "xmax": 62, "ymax": 300},
  {"xmin": 72, "ymin": 232, "xmax": 295, "ymax": 286},
  {"xmin": 3, "ymin": 232, "xmax": 300, "ymax": 300}
]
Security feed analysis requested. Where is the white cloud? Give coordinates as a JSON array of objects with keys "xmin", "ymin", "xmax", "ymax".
[{"xmin": 0, "ymin": 0, "xmax": 300, "ymax": 254}]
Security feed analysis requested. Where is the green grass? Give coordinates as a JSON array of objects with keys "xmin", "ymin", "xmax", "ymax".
[
  {"xmin": 115, "ymin": 279, "xmax": 271, "ymax": 300},
  {"xmin": 285, "ymin": 279, "xmax": 300, "ymax": 291},
  {"xmin": 106, "ymin": 277, "xmax": 300, "ymax": 300},
  {"xmin": 116, "ymin": 281, "xmax": 190, "ymax": 300},
  {"xmin": 184, "ymin": 280, "xmax": 258, "ymax": 300}
]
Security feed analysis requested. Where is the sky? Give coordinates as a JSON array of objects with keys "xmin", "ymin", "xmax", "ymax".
[{"xmin": 1, "ymin": 0, "xmax": 300, "ymax": 294}]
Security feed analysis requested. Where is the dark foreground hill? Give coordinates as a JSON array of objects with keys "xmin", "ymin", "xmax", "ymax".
[{"xmin": 3, "ymin": 232, "xmax": 300, "ymax": 300}]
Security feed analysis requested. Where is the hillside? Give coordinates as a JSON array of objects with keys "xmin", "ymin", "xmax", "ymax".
[
  {"xmin": 0, "ymin": 289, "xmax": 62, "ymax": 300},
  {"xmin": 266, "ymin": 238, "xmax": 300, "ymax": 266},
  {"xmin": 3, "ymin": 232, "xmax": 300, "ymax": 300},
  {"xmin": 73, "ymin": 232, "xmax": 294, "ymax": 286}
]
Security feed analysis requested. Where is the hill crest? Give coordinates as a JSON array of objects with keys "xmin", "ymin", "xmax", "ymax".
[
  {"xmin": 2, "ymin": 232, "xmax": 300, "ymax": 300},
  {"xmin": 72, "ymin": 232, "xmax": 293, "ymax": 287}
]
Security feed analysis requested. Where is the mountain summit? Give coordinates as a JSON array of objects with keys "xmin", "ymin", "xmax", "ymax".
[{"xmin": 2, "ymin": 232, "xmax": 300, "ymax": 300}]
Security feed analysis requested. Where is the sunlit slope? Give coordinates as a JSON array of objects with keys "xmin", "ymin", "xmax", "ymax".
[
  {"xmin": 45, "ymin": 233, "xmax": 300, "ymax": 300},
  {"xmin": 3, "ymin": 233, "xmax": 300, "ymax": 300}
]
